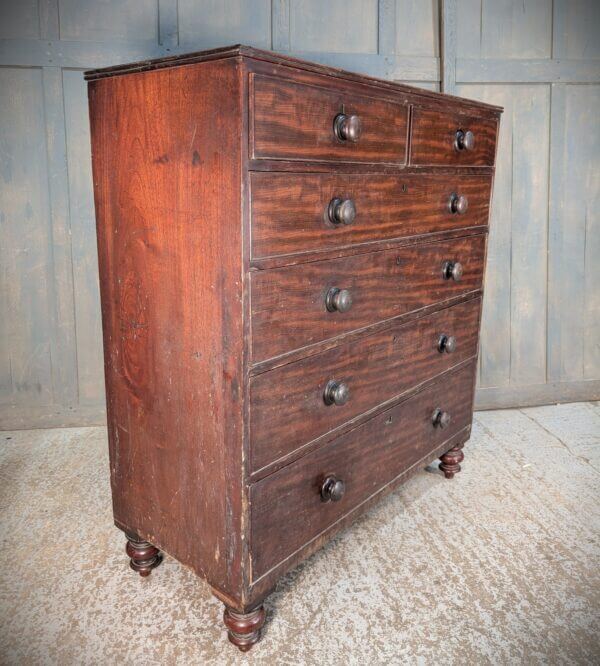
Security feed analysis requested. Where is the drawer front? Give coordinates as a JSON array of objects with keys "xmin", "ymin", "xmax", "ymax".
[
  {"xmin": 410, "ymin": 108, "xmax": 497, "ymax": 166},
  {"xmin": 250, "ymin": 360, "xmax": 476, "ymax": 580},
  {"xmin": 250, "ymin": 298, "xmax": 480, "ymax": 472},
  {"xmin": 251, "ymin": 234, "xmax": 486, "ymax": 362},
  {"xmin": 250, "ymin": 173, "xmax": 492, "ymax": 259},
  {"xmin": 251, "ymin": 75, "xmax": 408, "ymax": 164}
]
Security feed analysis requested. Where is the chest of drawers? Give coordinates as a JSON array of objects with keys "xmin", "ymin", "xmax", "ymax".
[{"xmin": 86, "ymin": 45, "xmax": 501, "ymax": 651}]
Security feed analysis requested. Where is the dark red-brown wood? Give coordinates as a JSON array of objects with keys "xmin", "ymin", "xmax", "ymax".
[
  {"xmin": 250, "ymin": 361, "xmax": 476, "ymax": 581},
  {"xmin": 88, "ymin": 57, "xmax": 246, "ymax": 598},
  {"xmin": 86, "ymin": 44, "xmax": 501, "ymax": 650},
  {"xmin": 251, "ymin": 74, "xmax": 408, "ymax": 163},
  {"xmin": 251, "ymin": 234, "xmax": 486, "ymax": 362},
  {"xmin": 223, "ymin": 606, "xmax": 266, "ymax": 652},
  {"xmin": 125, "ymin": 534, "xmax": 163, "ymax": 577},
  {"xmin": 250, "ymin": 172, "xmax": 492, "ymax": 259},
  {"xmin": 410, "ymin": 107, "xmax": 498, "ymax": 166},
  {"xmin": 250, "ymin": 297, "xmax": 481, "ymax": 473},
  {"xmin": 439, "ymin": 442, "xmax": 466, "ymax": 479}
]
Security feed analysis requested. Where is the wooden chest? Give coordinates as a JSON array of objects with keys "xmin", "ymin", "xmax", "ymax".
[{"xmin": 86, "ymin": 45, "xmax": 501, "ymax": 651}]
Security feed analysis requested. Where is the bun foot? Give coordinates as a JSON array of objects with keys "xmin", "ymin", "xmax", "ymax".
[
  {"xmin": 439, "ymin": 443, "xmax": 465, "ymax": 479},
  {"xmin": 125, "ymin": 534, "xmax": 163, "ymax": 577},
  {"xmin": 223, "ymin": 605, "xmax": 266, "ymax": 652}
]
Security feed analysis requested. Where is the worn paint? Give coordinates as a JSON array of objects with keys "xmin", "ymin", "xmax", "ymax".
[{"xmin": 0, "ymin": 0, "xmax": 599, "ymax": 428}]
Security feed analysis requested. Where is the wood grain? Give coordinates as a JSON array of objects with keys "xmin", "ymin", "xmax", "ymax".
[
  {"xmin": 251, "ymin": 234, "xmax": 486, "ymax": 362},
  {"xmin": 89, "ymin": 58, "xmax": 246, "ymax": 596},
  {"xmin": 410, "ymin": 107, "xmax": 497, "ymax": 166},
  {"xmin": 250, "ymin": 172, "xmax": 492, "ymax": 259},
  {"xmin": 250, "ymin": 360, "xmax": 476, "ymax": 581},
  {"xmin": 251, "ymin": 74, "xmax": 408, "ymax": 163},
  {"xmin": 250, "ymin": 297, "xmax": 481, "ymax": 472}
]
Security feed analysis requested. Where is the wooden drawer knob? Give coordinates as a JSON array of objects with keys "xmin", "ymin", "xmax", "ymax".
[
  {"xmin": 432, "ymin": 408, "xmax": 451, "ymax": 429},
  {"xmin": 328, "ymin": 197, "xmax": 356, "ymax": 225},
  {"xmin": 449, "ymin": 193, "xmax": 468, "ymax": 215},
  {"xmin": 455, "ymin": 129, "xmax": 475, "ymax": 151},
  {"xmin": 442, "ymin": 260, "xmax": 463, "ymax": 282},
  {"xmin": 320, "ymin": 475, "xmax": 346, "ymax": 502},
  {"xmin": 438, "ymin": 334, "xmax": 457, "ymax": 353},
  {"xmin": 334, "ymin": 113, "xmax": 362, "ymax": 142},
  {"xmin": 326, "ymin": 287, "xmax": 352, "ymax": 312},
  {"xmin": 324, "ymin": 379, "xmax": 350, "ymax": 406}
]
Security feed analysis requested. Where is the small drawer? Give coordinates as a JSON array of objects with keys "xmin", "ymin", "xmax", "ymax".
[
  {"xmin": 250, "ymin": 172, "xmax": 492, "ymax": 259},
  {"xmin": 250, "ymin": 360, "xmax": 475, "ymax": 580},
  {"xmin": 251, "ymin": 234, "xmax": 486, "ymax": 362},
  {"xmin": 410, "ymin": 108, "xmax": 498, "ymax": 166},
  {"xmin": 251, "ymin": 74, "xmax": 408, "ymax": 164},
  {"xmin": 250, "ymin": 298, "xmax": 480, "ymax": 472}
]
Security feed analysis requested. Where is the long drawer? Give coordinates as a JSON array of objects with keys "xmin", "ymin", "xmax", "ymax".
[
  {"xmin": 250, "ymin": 297, "xmax": 480, "ymax": 472},
  {"xmin": 251, "ymin": 74, "xmax": 408, "ymax": 164},
  {"xmin": 250, "ymin": 360, "xmax": 475, "ymax": 580},
  {"xmin": 250, "ymin": 173, "xmax": 492, "ymax": 259},
  {"xmin": 251, "ymin": 234, "xmax": 486, "ymax": 362}
]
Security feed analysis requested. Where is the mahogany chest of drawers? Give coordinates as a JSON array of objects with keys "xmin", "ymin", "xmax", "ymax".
[{"xmin": 86, "ymin": 45, "xmax": 501, "ymax": 651}]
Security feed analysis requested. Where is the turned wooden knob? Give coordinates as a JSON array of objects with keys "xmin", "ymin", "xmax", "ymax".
[
  {"xmin": 334, "ymin": 113, "xmax": 362, "ymax": 142},
  {"xmin": 432, "ymin": 408, "xmax": 451, "ymax": 429},
  {"xmin": 438, "ymin": 334, "xmax": 457, "ymax": 353},
  {"xmin": 328, "ymin": 197, "xmax": 356, "ymax": 225},
  {"xmin": 326, "ymin": 287, "xmax": 352, "ymax": 312},
  {"xmin": 323, "ymin": 379, "xmax": 350, "ymax": 406},
  {"xmin": 321, "ymin": 475, "xmax": 346, "ymax": 502},
  {"xmin": 455, "ymin": 129, "xmax": 475, "ymax": 151},
  {"xmin": 442, "ymin": 260, "xmax": 463, "ymax": 282},
  {"xmin": 449, "ymin": 193, "xmax": 469, "ymax": 215}
]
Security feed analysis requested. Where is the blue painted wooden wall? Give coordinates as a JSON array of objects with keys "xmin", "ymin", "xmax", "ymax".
[{"xmin": 0, "ymin": 0, "xmax": 598, "ymax": 428}]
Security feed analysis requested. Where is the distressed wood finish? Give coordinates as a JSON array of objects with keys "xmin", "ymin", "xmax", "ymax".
[
  {"xmin": 410, "ymin": 107, "xmax": 498, "ymax": 166},
  {"xmin": 88, "ymin": 58, "xmax": 245, "ymax": 595},
  {"xmin": 250, "ymin": 360, "xmax": 476, "ymax": 581},
  {"xmin": 250, "ymin": 297, "xmax": 481, "ymax": 473},
  {"xmin": 251, "ymin": 234, "xmax": 486, "ymax": 362},
  {"xmin": 251, "ymin": 74, "xmax": 409, "ymax": 163},
  {"xmin": 250, "ymin": 172, "xmax": 492, "ymax": 259},
  {"xmin": 86, "ymin": 45, "xmax": 500, "ymax": 650}
]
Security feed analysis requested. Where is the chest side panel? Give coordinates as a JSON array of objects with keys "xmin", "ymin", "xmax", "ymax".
[{"xmin": 88, "ymin": 58, "xmax": 245, "ymax": 595}]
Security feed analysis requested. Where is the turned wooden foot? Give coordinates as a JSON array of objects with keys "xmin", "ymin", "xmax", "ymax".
[
  {"xmin": 125, "ymin": 534, "xmax": 163, "ymax": 577},
  {"xmin": 223, "ymin": 605, "xmax": 266, "ymax": 652},
  {"xmin": 439, "ymin": 443, "xmax": 465, "ymax": 479}
]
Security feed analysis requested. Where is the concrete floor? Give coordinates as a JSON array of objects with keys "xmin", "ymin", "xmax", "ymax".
[{"xmin": 0, "ymin": 403, "xmax": 599, "ymax": 665}]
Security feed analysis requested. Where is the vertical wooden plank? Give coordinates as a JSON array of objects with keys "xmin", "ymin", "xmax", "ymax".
[
  {"xmin": 63, "ymin": 70, "xmax": 105, "ymax": 406},
  {"xmin": 480, "ymin": 0, "xmax": 552, "ymax": 59},
  {"xmin": 456, "ymin": 0, "xmax": 482, "ymax": 58},
  {"xmin": 290, "ymin": 0, "xmax": 378, "ymax": 54},
  {"xmin": 562, "ymin": 0, "xmax": 600, "ymax": 59},
  {"xmin": 509, "ymin": 84, "xmax": 550, "ymax": 386},
  {"xmin": 58, "ymin": 0, "xmax": 159, "ymax": 42},
  {"xmin": 272, "ymin": 0, "xmax": 291, "ymax": 51},
  {"xmin": 394, "ymin": 0, "xmax": 439, "ymax": 57},
  {"xmin": 41, "ymin": 67, "xmax": 79, "ymax": 405},
  {"xmin": 0, "ymin": 0, "xmax": 40, "ymax": 38},
  {"xmin": 0, "ymin": 68, "xmax": 54, "ymax": 406},
  {"xmin": 583, "ymin": 90, "xmax": 600, "ymax": 379},
  {"xmin": 178, "ymin": 0, "xmax": 271, "ymax": 49},
  {"xmin": 441, "ymin": 0, "xmax": 457, "ymax": 94},
  {"xmin": 546, "ymin": 83, "xmax": 569, "ymax": 380},
  {"xmin": 378, "ymin": 0, "xmax": 395, "ymax": 55},
  {"xmin": 158, "ymin": 0, "xmax": 179, "ymax": 48},
  {"xmin": 39, "ymin": 0, "xmax": 59, "ymax": 39},
  {"xmin": 548, "ymin": 84, "xmax": 600, "ymax": 381},
  {"xmin": 457, "ymin": 84, "xmax": 512, "ymax": 388}
]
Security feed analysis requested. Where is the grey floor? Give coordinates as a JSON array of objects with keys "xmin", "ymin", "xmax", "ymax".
[{"xmin": 0, "ymin": 403, "xmax": 599, "ymax": 665}]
